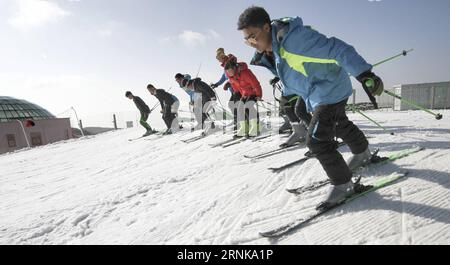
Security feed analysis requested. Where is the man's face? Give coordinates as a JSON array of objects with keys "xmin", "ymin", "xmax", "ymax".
[
  {"xmin": 226, "ymin": 68, "xmax": 235, "ymax": 77},
  {"xmin": 175, "ymin": 77, "xmax": 182, "ymax": 85},
  {"xmin": 242, "ymin": 23, "xmax": 272, "ymax": 53},
  {"xmin": 127, "ymin": 95, "xmax": 133, "ymax": 100}
]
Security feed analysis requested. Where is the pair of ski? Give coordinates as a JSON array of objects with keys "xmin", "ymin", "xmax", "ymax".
[
  {"xmin": 285, "ymin": 146, "xmax": 424, "ymax": 195},
  {"xmin": 243, "ymin": 141, "xmax": 306, "ymax": 160},
  {"xmin": 209, "ymin": 134, "xmax": 274, "ymax": 148},
  {"xmin": 181, "ymin": 134, "xmax": 207, "ymax": 143},
  {"xmin": 128, "ymin": 130, "xmax": 160, "ymax": 141},
  {"xmin": 268, "ymin": 141, "xmax": 348, "ymax": 173},
  {"xmin": 259, "ymin": 146, "xmax": 424, "ymax": 238}
]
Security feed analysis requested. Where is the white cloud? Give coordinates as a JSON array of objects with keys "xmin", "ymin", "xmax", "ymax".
[
  {"xmin": 8, "ymin": 0, "xmax": 70, "ymax": 31},
  {"xmin": 159, "ymin": 29, "xmax": 221, "ymax": 48},
  {"xmin": 179, "ymin": 30, "xmax": 207, "ymax": 47}
]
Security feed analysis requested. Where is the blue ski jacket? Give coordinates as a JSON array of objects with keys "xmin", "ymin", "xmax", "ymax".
[{"xmin": 250, "ymin": 17, "xmax": 372, "ymax": 111}]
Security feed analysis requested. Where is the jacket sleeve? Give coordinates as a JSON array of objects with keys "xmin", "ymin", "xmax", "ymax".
[
  {"xmin": 157, "ymin": 96, "xmax": 164, "ymax": 110},
  {"xmin": 284, "ymin": 26, "xmax": 372, "ymax": 77},
  {"xmin": 134, "ymin": 97, "xmax": 150, "ymax": 113},
  {"xmin": 197, "ymin": 80, "xmax": 216, "ymax": 99},
  {"xmin": 182, "ymin": 87, "xmax": 194, "ymax": 102},
  {"xmin": 214, "ymin": 73, "xmax": 228, "ymax": 87},
  {"xmin": 244, "ymin": 69, "xmax": 263, "ymax": 98}
]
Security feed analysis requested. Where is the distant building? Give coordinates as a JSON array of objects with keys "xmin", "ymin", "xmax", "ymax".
[
  {"xmin": 377, "ymin": 81, "xmax": 450, "ymax": 110},
  {"xmin": 0, "ymin": 96, "xmax": 73, "ymax": 155}
]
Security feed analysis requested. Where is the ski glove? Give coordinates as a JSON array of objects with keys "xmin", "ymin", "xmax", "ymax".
[
  {"xmin": 223, "ymin": 82, "xmax": 232, "ymax": 91},
  {"xmin": 357, "ymin": 71, "xmax": 384, "ymax": 96},
  {"xmin": 270, "ymin": 77, "xmax": 280, "ymax": 87},
  {"xmin": 210, "ymin": 83, "xmax": 218, "ymax": 89}
]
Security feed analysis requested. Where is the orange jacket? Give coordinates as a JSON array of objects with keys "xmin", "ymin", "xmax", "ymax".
[{"xmin": 225, "ymin": 62, "xmax": 262, "ymax": 98}]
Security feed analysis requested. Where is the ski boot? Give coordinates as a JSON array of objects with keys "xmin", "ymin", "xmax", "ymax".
[
  {"xmin": 247, "ymin": 119, "xmax": 259, "ymax": 138},
  {"xmin": 278, "ymin": 116, "xmax": 292, "ymax": 134},
  {"xmin": 346, "ymin": 147, "xmax": 372, "ymax": 171},
  {"xmin": 316, "ymin": 180, "xmax": 355, "ymax": 211},
  {"xmin": 234, "ymin": 121, "xmax": 248, "ymax": 139},
  {"xmin": 162, "ymin": 129, "xmax": 172, "ymax": 135},
  {"xmin": 142, "ymin": 129, "xmax": 156, "ymax": 137},
  {"xmin": 279, "ymin": 122, "xmax": 306, "ymax": 148}
]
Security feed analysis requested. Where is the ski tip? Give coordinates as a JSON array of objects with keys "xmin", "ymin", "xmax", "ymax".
[
  {"xmin": 399, "ymin": 170, "xmax": 410, "ymax": 177},
  {"xmin": 259, "ymin": 231, "xmax": 277, "ymax": 238},
  {"xmin": 285, "ymin": 189, "xmax": 298, "ymax": 194}
]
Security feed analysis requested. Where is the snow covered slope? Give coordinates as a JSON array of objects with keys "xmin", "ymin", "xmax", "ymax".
[{"xmin": 1, "ymin": 110, "xmax": 449, "ymax": 245}]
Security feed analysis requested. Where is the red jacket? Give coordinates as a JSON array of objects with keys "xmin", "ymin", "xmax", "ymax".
[{"xmin": 225, "ymin": 62, "xmax": 262, "ymax": 98}]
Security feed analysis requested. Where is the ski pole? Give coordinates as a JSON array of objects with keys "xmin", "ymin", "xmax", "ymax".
[
  {"xmin": 371, "ymin": 49, "xmax": 443, "ymax": 119},
  {"xmin": 383, "ymin": 90, "xmax": 443, "ymax": 120},
  {"xmin": 257, "ymin": 102, "xmax": 272, "ymax": 112},
  {"xmin": 195, "ymin": 63, "xmax": 202, "ymax": 78},
  {"xmin": 260, "ymin": 99, "xmax": 277, "ymax": 108},
  {"xmin": 357, "ymin": 49, "xmax": 414, "ymax": 109},
  {"xmin": 373, "ymin": 49, "xmax": 414, "ymax": 68},
  {"xmin": 350, "ymin": 105, "xmax": 395, "ymax": 135},
  {"xmin": 149, "ymin": 87, "xmax": 173, "ymax": 112}
]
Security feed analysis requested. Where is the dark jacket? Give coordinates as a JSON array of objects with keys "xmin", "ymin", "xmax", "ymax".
[
  {"xmin": 190, "ymin": 78, "xmax": 216, "ymax": 100},
  {"xmin": 133, "ymin": 96, "xmax": 150, "ymax": 114},
  {"xmin": 155, "ymin": 89, "xmax": 178, "ymax": 108}
]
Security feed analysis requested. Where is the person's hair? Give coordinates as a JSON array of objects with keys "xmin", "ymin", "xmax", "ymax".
[
  {"xmin": 125, "ymin": 91, "xmax": 132, "ymax": 97},
  {"xmin": 147, "ymin": 84, "xmax": 155, "ymax": 89},
  {"xmin": 237, "ymin": 6, "xmax": 271, "ymax": 30},
  {"xmin": 175, "ymin": 73, "xmax": 184, "ymax": 79},
  {"xmin": 224, "ymin": 60, "xmax": 238, "ymax": 70}
]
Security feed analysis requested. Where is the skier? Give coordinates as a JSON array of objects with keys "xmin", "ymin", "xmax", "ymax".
[
  {"xmin": 181, "ymin": 77, "xmax": 217, "ymax": 135},
  {"xmin": 146, "ymin": 84, "xmax": 180, "ymax": 135},
  {"xmin": 125, "ymin": 91, "xmax": 156, "ymax": 137},
  {"xmin": 210, "ymin": 48, "xmax": 242, "ymax": 131},
  {"xmin": 224, "ymin": 60, "xmax": 263, "ymax": 138},
  {"xmin": 175, "ymin": 73, "xmax": 203, "ymax": 130},
  {"xmin": 237, "ymin": 6, "xmax": 384, "ymax": 208}
]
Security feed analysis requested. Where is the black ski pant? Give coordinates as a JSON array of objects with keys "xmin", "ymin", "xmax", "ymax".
[
  {"xmin": 201, "ymin": 96, "xmax": 213, "ymax": 127},
  {"xmin": 162, "ymin": 104, "xmax": 176, "ymax": 129},
  {"xmin": 281, "ymin": 95, "xmax": 312, "ymax": 125},
  {"xmin": 228, "ymin": 92, "xmax": 241, "ymax": 131},
  {"xmin": 306, "ymin": 99, "xmax": 368, "ymax": 185}
]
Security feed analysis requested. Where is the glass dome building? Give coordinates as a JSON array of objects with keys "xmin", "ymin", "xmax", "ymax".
[
  {"xmin": 0, "ymin": 96, "xmax": 72, "ymax": 154},
  {"xmin": 0, "ymin": 96, "xmax": 56, "ymax": 123}
]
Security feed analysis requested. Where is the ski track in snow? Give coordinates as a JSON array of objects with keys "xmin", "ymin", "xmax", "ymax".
[{"xmin": 0, "ymin": 110, "xmax": 449, "ymax": 244}]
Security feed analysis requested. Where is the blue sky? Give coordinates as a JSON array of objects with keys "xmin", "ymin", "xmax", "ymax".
[{"xmin": 0, "ymin": 0, "xmax": 449, "ymax": 119}]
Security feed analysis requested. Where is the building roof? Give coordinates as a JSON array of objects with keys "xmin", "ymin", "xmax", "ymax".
[{"xmin": 0, "ymin": 96, "xmax": 56, "ymax": 123}]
